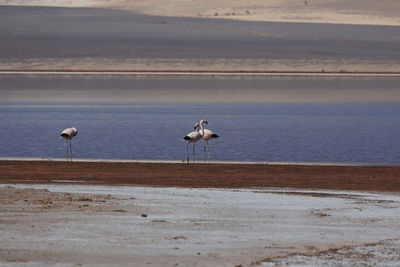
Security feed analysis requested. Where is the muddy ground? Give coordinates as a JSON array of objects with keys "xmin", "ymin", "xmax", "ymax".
[{"xmin": 1, "ymin": 161, "xmax": 400, "ymax": 191}]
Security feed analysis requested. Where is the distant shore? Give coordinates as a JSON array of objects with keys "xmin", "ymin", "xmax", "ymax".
[
  {"xmin": 2, "ymin": 4, "xmax": 400, "ymax": 73},
  {"xmin": 3, "ymin": 0, "xmax": 400, "ymax": 26},
  {"xmin": 2, "ymin": 70, "xmax": 400, "ymax": 77},
  {"xmin": 2, "ymin": 58, "xmax": 400, "ymax": 73},
  {"xmin": 1, "ymin": 161, "xmax": 400, "ymax": 192}
]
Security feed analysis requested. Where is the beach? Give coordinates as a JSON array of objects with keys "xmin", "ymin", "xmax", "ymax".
[{"xmin": 1, "ymin": 161, "xmax": 400, "ymax": 266}]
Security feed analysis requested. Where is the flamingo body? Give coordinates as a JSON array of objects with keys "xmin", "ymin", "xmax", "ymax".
[
  {"xmin": 61, "ymin": 127, "xmax": 78, "ymax": 139},
  {"xmin": 183, "ymin": 131, "xmax": 202, "ymax": 143},
  {"xmin": 202, "ymin": 128, "xmax": 219, "ymax": 141}
]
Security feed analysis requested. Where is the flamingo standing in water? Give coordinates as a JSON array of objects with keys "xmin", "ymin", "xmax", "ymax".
[
  {"xmin": 183, "ymin": 123, "xmax": 202, "ymax": 163},
  {"xmin": 200, "ymin": 120, "xmax": 219, "ymax": 162},
  {"xmin": 60, "ymin": 127, "xmax": 78, "ymax": 161}
]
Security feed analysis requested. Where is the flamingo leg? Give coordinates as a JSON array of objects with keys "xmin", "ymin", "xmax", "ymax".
[
  {"xmin": 66, "ymin": 140, "xmax": 69, "ymax": 161},
  {"xmin": 203, "ymin": 142, "xmax": 207, "ymax": 163},
  {"xmin": 207, "ymin": 141, "xmax": 210, "ymax": 162},
  {"xmin": 193, "ymin": 142, "xmax": 196, "ymax": 163},
  {"xmin": 70, "ymin": 140, "xmax": 73, "ymax": 161},
  {"xmin": 186, "ymin": 142, "xmax": 189, "ymax": 163}
]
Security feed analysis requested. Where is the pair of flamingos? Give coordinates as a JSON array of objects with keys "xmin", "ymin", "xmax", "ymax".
[{"xmin": 183, "ymin": 120, "xmax": 219, "ymax": 163}]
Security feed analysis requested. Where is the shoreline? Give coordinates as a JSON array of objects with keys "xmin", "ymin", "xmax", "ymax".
[
  {"xmin": 1, "ymin": 160, "xmax": 400, "ymax": 192},
  {"xmin": 2, "ymin": 70, "xmax": 400, "ymax": 77},
  {"xmin": 0, "ymin": 157, "xmax": 398, "ymax": 167}
]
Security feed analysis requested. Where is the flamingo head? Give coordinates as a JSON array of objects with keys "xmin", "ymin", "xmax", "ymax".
[
  {"xmin": 200, "ymin": 120, "xmax": 208, "ymax": 125},
  {"xmin": 193, "ymin": 123, "xmax": 199, "ymax": 130},
  {"xmin": 72, "ymin": 127, "xmax": 78, "ymax": 136}
]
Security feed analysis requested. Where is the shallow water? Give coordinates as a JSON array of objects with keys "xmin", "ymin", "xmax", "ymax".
[
  {"xmin": 2, "ymin": 74, "xmax": 400, "ymax": 163},
  {"xmin": 1, "ymin": 99, "xmax": 399, "ymax": 164}
]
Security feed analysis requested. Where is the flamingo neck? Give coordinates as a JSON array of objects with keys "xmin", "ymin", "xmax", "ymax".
[{"xmin": 199, "ymin": 122, "xmax": 205, "ymax": 136}]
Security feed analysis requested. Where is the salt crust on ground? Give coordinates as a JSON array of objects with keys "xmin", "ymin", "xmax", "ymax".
[{"xmin": 1, "ymin": 184, "xmax": 399, "ymax": 266}]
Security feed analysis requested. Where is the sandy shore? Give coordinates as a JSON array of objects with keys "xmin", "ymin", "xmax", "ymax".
[
  {"xmin": 2, "ymin": 5, "xmax": 400, "ymax": 72},
  {"xmin": 4, "ymin": 58, "xmax": 400, "ymax": 73},
  {"xmin": 1, "ymin": 184, "xmax": 399, "ymax": 266},
  {"xmin": 1, "ymin": 161, "xmax": 400, "ymax": 191},
  {"xmin": 4, "ymin": 0, "xmax": 400, "ymax": 26},
  {"xmin": 1, "ymin": 161, "xmax": 400, "ymax": 266}
]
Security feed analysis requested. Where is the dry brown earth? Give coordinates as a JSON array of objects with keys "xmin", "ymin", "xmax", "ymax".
[{"xmin": 1, "ymin": 161, "xmax": 400, "ymax": 191}]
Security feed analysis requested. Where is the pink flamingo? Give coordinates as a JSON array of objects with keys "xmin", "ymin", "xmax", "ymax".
[
  {"xmin": 183, "ymin": 123, "xmax": 202, "ymax": 163},
  {"xmin": 200, "ymin": 120, "xmax": 219, "ymax": 162},
  {"xmin": 60, "ymin": 127, "xmax": 78, "ymax": 161}
]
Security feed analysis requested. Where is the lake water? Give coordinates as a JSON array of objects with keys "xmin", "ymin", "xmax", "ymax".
[{"xmin": 1, "ymin": 75, "xmax": 400, "ymax": 164}]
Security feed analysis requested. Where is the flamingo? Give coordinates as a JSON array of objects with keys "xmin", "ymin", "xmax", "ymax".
[
  {"xmin": 200, "ymin": 120, "xmax": 219, "ymax": 162},
  {"xmin": 183, "ymin": 123, "xmax": 202, "ymax": 163},
  {"xmin": 60, "ymin": 127, "xmax": 78, "ymax": 161}
]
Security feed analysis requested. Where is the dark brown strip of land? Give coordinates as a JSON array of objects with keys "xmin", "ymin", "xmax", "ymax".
[{"xmin": 1, "ymin": 161, "xmax": 400, "ymax": 192}]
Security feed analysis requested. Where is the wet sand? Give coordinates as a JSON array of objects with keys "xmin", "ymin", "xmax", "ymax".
[{"xmin": 1, "ymin": 161, "xmax": 400, "ymax": 192}]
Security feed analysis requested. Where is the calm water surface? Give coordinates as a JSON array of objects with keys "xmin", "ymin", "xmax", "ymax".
[{"xmin": 1, "ymin": 101, "xmax": 399, "ymax": 164}]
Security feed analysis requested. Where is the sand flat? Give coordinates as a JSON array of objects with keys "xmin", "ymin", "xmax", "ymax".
[
  {"xmin": 1, "ymin": 162, "xmax": 400, "ymax": 265},
  {"xmin": 0, "ymin": 184, "xmax": 399, "ymax": 266}
]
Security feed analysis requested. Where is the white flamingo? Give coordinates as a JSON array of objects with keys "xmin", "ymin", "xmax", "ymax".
[
  {"xmin": 200, "ymin": 120, "xmax": 219, "ymax": 162},
  {"xmin": 183, "ymin": 123, "xmax": 202, "ymax": 163},
  {"xmin": 60, "ymin": 127, "xmax": 78, "ymax": 161}
]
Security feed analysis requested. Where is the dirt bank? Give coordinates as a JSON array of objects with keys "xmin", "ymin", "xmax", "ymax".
[{"xmin": 1, "ymin": 161, "xmax": 399, "ymax": 191}]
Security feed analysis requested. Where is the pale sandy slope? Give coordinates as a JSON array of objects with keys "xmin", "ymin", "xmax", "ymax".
[
  {"xmin": 2, "ymin": 0, "xmax": 400, "ymax": 26},
  {"xmin": 1, "ymin": 0, "xmax": 400, "ymax": 71}
]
